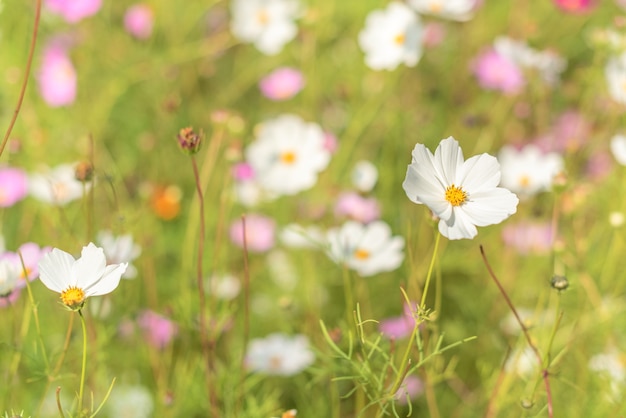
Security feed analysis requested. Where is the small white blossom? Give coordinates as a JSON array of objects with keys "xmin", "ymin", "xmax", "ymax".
[
  {"xmin": 0, "ymin": 259, "xmax": 19, "ymax": 295},
  {"xmin": 589, "ymin": 348, "xmax": 626, "ymax": 401},
  {"xmin": 326, "ymin": 220, "xmax": 405, "ymax": 276},
  {"xmin": 207, "ymin": 273, "xmax": 241, "ymax": 300},
  {"xmin": 246, "ymin": 114, "xmax": 331, "ymax": 196},
  {"xmin": 106, "ymin": 384, "xmax": 154, "ymax": 418},
  {"xmin": 97, "ymin": 230, "xmax": 141, "ymax": 279},
  {"xmin": 29, "ymin": 163, "xmax": 91, "ymax": 205},
  {"xmin": 246, "ymin": 333, "xmax": 314, "ymax": 375},
  {"xmin": 494, "ymin": 36, "xmax": 566, "ymax": 85},
  {"xmin": 358, "ymin": 2, "xmax": 424, "ymax": 71},
  {"xmin": 230, "ymin": 0, "xmax": 300, "ymax": 55},
  {"xmin": 610, "ymin": 134, "xmax": 626, "ymax": 165},
  {"xmin": 505, "ymin": 347, "xmax": 537, "ymax": 377},
  {"xmin": 605, "ymin": 52, "xmax": 626, "ymax": 105},
  {"xmin": 408, "ymin": 0, "xmax": 477, "ymax": 21},
  {"xmin": 351, "ymin": 160, "xmax": 378, "ymax": 192},
  {"xmin": 498, "ymin": 145, "xmax": 564, "ymax": 198}
]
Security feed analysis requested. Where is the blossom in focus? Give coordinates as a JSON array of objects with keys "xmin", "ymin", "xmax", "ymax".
[
  {"xmin": 229, "ymin": 214, "xmax": 276, "ymax": 253},
  {"xmin": 334, "ymin": 192, "xmax": 381, "ymax": 223},
  {"xmin": 230, "ymin": 0, "xmax": 301, "ymax": 55},
  {"xmin": 0, "ymin": 242, "xmax": 51, "ymax": 286},
  {"xmin": 0, "ymin": 167, "xmax": 28, "ymax": 207},
  {"xmin": 553, "ymin": 0, "xmax": 595, "ymax": 13},
  {"xmin": 502, "ymin": 221, "xmax": 554, "ymax": 255},
  {"xmin": 610, "ymin": 134, "xmax": 626, "ymax": 165},
  {"xmin": 137, "ymin": 310, "xmax": 178, "ymax": 349},
  {"xmin": 326, "ymin": 220, "xmax": 405, "ymax": 276},
  {"xmin": 245, "ymin": 333, "xmax": 314, "ymax": 375},
  {"xmin": 259, "ymin": 67, "xmax": 304, "ymax": 101},
  {"xmin": 472, "ymin": 49, "xmax": 525, "ymax": 95},
  {"xmin": 105, "ymin": 384, "xmax": 154, "ymax": 418},
  {"xmin": 38, "ymin": 243, "xmax": 127, "ymax": 310},
  {"xmin": 394, "ymin": 375, "xmax": 424, "ymax": 405},
  {"xmin": 38, "ymin": 45, "xmax": 77, "ymax": 107},
  {"xmin": 124, "ymin": 4, "xmax": 154, "ymax": 40},
  {"xmin": 245, "ymin": 115, "xmax": 331, "ymax": 196},
  {"xmin": 351, "ymin": 160, "xmax": 378, "ymax": 192},
  {"xmin": 96, "ymin": 231, "xmax": 141, "ymax": 279},
  {"xmin": 498, "ymin": 145, "xmax": 564, "ymax": 198},
  {"xmin": 45, "ymin": 0, "xmax": 102, "ymax": 23},
  {"xmin": 408, "ymin": 0, "xmax": 478, "ymax": 21},
  {"xmin": 605, "ymin": 52, "xmax": 626, "ymax": 105},
  {"xmin": 29, "ymin": 163, "xmax": 90, "ymax": 205},
  {"xmin": 403, "ymin": 137, "xmax": 519, "ymax": 240},
  {"xmin": 358, "ymin": 2, "xmax": 424, "ymax": 71}
]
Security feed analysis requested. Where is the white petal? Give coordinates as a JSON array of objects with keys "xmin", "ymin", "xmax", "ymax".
[
  {"xmin": 458, "ymin": 153, "xmax": 501, "ymax": 193},
  {"xmin": 73, "ymin": 243, "xmax": 107, "ymax": 290},
  {"xmin": 462, "ymin": 188, "xmax": 519, "ymax": 226},
  {"xmin": 611, "ymin": 134, "xmax": 626, "ymax": 166},
  {"xmin": 438, "ymin": 208, "xmax": 478, "ymax": 240},
  {"xmin": 38, "ymin": 248, "xmax": 75, "ymax": 292},
  {"xmin": 86, "ymin": 263, "xmax": 127, "ymax": 296},
  {"xmin": 433, "ymin": 137, "xmax": 464, "ymax": 186}
]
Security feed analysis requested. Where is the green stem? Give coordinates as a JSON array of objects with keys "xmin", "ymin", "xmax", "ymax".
[
  {"xmin": 78, "ymin": 310, "xmax": 88, "ymax": 416},
  {"xmin": 342, "ymin": 266, "xmax": 354, "ymax": 326},
  {"xmin": 420, "ymin": 232, "xmax": 441, "ymax": 309}
]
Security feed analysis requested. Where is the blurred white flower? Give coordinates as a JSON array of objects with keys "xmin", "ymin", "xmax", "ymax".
[
  {"xmin": 246, "ymin": 115, "xmax": 331, "ymax": 196},
  {"xmin": 230, "ymin": 0, "xmax": 300, "ymax": 55},
  {"xmin": 403, "ymin": 136, "xmax": 519, "ymax": 240},
  {"xmin": 245, "ymin": 333, "xmax": 314, "ymax": 375},
  {"xmin": 38, "ymin": 243, "xmax": 127, "ymax": 310},
  {"xmin": 106, "ymin": 384, "xmax": 154, "ymax": 418},
  {"xmin": 589, "ymin": 348, "xmax": 625, "ymax": 401},
  {"xmin": 498, "ymin": 145, "xmax": 564, "ymax": 198},
  {"xmin": 280, "ymin": 223, "xmax": 325, "ymax": 248},
  {"xmin": 609, "ymin": 211, "xmax": 625, "ymax": 227},
  {"xmin": 97, "ymin": 230, "xmax": 141, "ymax": 279},
  {"xmin": 326, "ymin": 220, "xmax": 405, "ymax": 276},
  {"xmin": 0, "ymin": 258, "xmax": 19, "ymax": 295},
  {"xmin": 208, "ymin": 273, "xmax": 241, "ymax": 300},
  {"xmin": 494, "ymin": 36, "xmax": 566, "ymax": 85},
  {"xmin": 610, "ymin": 134, "xmax": 626, "ymax": 165},
  {"xmin": 29, "ymin": 163, "xmax": 90, "ymax": 205},
  {"xmin": 267, "ymin": 249, "xmax": 298, "ymax": 290},
  {"xmin": 408, "ymin": 0, "xmax": 477, "ymax": 21},
  {"xmin": 605, "ymin": 52, "xmax": 626, "ymax": 105},
  {"xmin": 351, "ymin": 160, "xmax": 378, "ymax": 192},
  {"xmin": 505, "ymin": 346, "xmax": 537, "ymax": 377},
  {"xmin": 358, "ymin": 2, "xmax": 424, "ymax": 71}
]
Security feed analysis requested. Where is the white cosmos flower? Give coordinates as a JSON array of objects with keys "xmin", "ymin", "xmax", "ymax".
[
  {"xmin": 498, "ymin": 145, "xmax": 564, "ymax": 198},
  {"xmin": 408, "ymin": 0, "xmax": 477, "ymax": 21},
  {"xmin": 0, "ymin": 258, "xmax": 19, "ymax": 295},
  {"xmin": 96, "ymin": 230, "xmax": 141, "ymax": 279},
  {"xmin": 358, "ymin": 2, "xmax": 424, "ymax": 71},
  {"xmin": 326, "ymin": 220, "xmax": 405, "ymax": 276},
  {"xmin": 402, "ymin": 136, "xmax": 519, "ymax": 240},
  {"xmin": 605, "ymin": 52, "xmax": 626, "ymax": 105},
  {"xmin": 245, "ymin": 333, "xmax": 314, "ymax": 376},
  {"xmin": 351, "ymin": 160, "xmax": 378, "ymax": 192},
  {"xmin": 29, "ymin": 163, "xmax": 91, "ymax": 205},
  {"xmin": 38, "ymin": 243, "xmax": 127, "ymax": 310},
  {"xmin": 610, "ymin": 134, "xmax": 626, "ymax": 165},
  {"xmin": 230, "ymin": 0, "xmax": 300, "ymax": 56},
  {"xmin": 245, "ymin": 114, "xmax": 331, "ymax": 196}
]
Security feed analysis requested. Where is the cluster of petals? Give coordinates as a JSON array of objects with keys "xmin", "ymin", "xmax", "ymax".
[
  {"xmin": 229, "ymin": 214, "xmax": 276, "ymax": 253},
  {"xmin": 259, "ymin": 67, "xmax": 305, "ymax": 101},
  {"xmin": 245, "ymin": 333, "xmax": 314, "ymax": 375},
  {"xmin": 0, "ymin": 167, "xmax": 28, "ymax": 207},
  {"xmin": 326, "ymin": 220, "xmax": 405, "ymax": 276},
  {"xmin": 403, "ymin": 136, "xmax": 518, "ymax": 240},
  {"xmin": 96, "ymin": 230, "xmax": 142, "ymax": 279},
  {"xmin": 38, "ymin": 44, "xmax": 77, "ymax": 107},
  {"xmin": 358, "ymin": 2, "xmax": 424, "ymax": 71},
  {"xmin": 498, "ymin": 144, "xmax": 564, "ymax": 198},
  {"xmin": 28, "ymin": 163, "xmax": 91, "ymax": 205},
  {"xmin": 124, "ymin": 4, "xmax": 154, "ymax": 40},
  {"xmin": 45, "ymin": 0, "xmax": 102, "ymax": 23},
  {"xmin": 245, "ymin": 114, "xmax": 331, "ymax": 196},
  {"xmin": 137, "ymin": 310, "xmax": 178, "ymax": 349},
  {"xmin": 230, "ymin": 0, "xmax": 301, "ymax": 56}
]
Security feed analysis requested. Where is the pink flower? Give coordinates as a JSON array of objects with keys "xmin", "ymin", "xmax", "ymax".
[
  {"xmin": 394, "ymin": 375, "xmax": 424, "ymax": 405},
  {"xmin": 0, "ymin": 243, "xmax": 51, "ymax": 287},
  {"xmin": 502, "ymin": 221, "xmax": 554, "ymax": 255},
  {"xmin": 423, "ymin": 22, "xmax": 446, "ymax": 48},
  {"xmin": 535, "ymin": 111, "xmax": 590, "ymax": 153},
  {"xmin": 45, "ymin": 0, "xmax": 102, "ymax": 23},
  {"xmin": 586, "ymin": 151, "xmax": 613, "ymax": 181},
  {"xmin": 472, "ymin": 48, "xmax": 525, "ymax": 95},
  {"xmin": 38, "ymin": 45, "xmax": 77, "ymax": 107},
  {"xmin": 553, "ymin": 0, "xmax": 595, "ymax": 13},
  {"xmin": 137, "ymin": 310, "xmax": 178, "ymax": 349},
  {"xmin": 334, "ymin": 192, "xmax": 381, "ymax": 223},
  {"xmin": 0, "ymin": 168, "xmax": 28, "ymax": 207},
  {"xmin": 229, "ymin": 214, "xmax": 276, "ymax": 253},
  {"xmin": 259, "ymin": 67, "xmax": 305, "ymax": 101},
  {"xmin": 0, "ymin": 288, "xmax": 21, "ymax": 308},
  {"xmin": 124, "ymin": 4, "xmax": 154, "ymax": 40},
  {"xmin": 379, "ymin": 302, "xmax": 418, "ymax": 339},
  {"xmin": 323, "ymin": 132, "xmax": 339, "ymax": 154},
  {"xmin": 232, "ymin": 162, "xmax": 255, "ymax": 181}
]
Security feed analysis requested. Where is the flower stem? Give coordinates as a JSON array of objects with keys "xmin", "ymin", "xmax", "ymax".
[
  {"xmin": 420, "ymin": 231, "xmax": 441, "ymax": 310},
  {"xmin": 77, "ymin": 310, "xmax": 88, "ymax": 416}
]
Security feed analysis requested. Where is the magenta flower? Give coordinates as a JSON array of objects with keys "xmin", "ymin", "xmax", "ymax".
[
  {"xmin": 45, "ymin": 0, "xmax": 102, "ymax": 23},
  {"xmin": 472, "ymin": 48, "xmax": 525, "ymax": 95},
  {"xmin": 38, "ymin": 45, "xmax": 77, "ymax": 107},
  {"xmin": 553, "ymin": 0, "xmax": 595, "ymax": 13},
  {"xmin": 124, "ymin": 4, "xmax": 154, "ymax": 40},
  {"xmin": 232, "ymin": 162, "xmax": 256, "ymax": 181},
  {"xmin": 334, "ymin": 192, "xmax": 381, "ymax": 223},
  {"xmin": 229, "ymin": 214, "xmax": 276, "ymax": 253},
  {"xmin": 259, "ymin": 67, "xmax": 305, "ymax": 101},
  {"xmin": 137, "ymin": 310, "xmax": 178, "ymax": 349},
  {"xmin": 0, "ymin": 168, "xmax": 28, "ymax": 207}
]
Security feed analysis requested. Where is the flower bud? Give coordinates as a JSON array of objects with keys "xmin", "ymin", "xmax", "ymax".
[
  {"xmin": 176, "ymin": 127, "xmax": 203, "ymax": 154},
  {"xmin": 551, "ymin": 275, "xmax": 569, "ymax": 291},
  {"xmin": 75, "ymin": 161, "xmax": 94, "ymax": 182}
]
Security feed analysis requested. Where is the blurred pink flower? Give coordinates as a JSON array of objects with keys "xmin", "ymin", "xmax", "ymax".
[
  {"xmin": 536, "ymin": 111, "xmax": 590, "ymax": 152},
  {"xmin": 334, "ymin": 192, "xmax": 381, "ymax": 223},
  {"xmin": 0, "ymin": 168, "xmax": 28, "ymax": 207},
  {"xmin": 394, "ymin": 375, "xmax": 424, "ymax": 404},
  {"xmin": 232, "ymin": 162, "xmax": 255, "ymax": 181},
  {"xmin": 229, "ymin": 214, "xmax": 276, "ymax": 252},
  {"xmin": 259, "ymin": 67, "xmax": 305, "ymax": 101},
  {"xmin": 379, "ymin": 302, "xmax": 417, "ymax": 339},
  {"xmin": 472, "ymin": 49, "xmax": 525, "ymax": 95},
  {"xmin": 137, "ymin": 310, "xmax": 178, "ymax": 349},
  {"xmin": 38, "ymin": 45, "xmax": 77, "ymax": 107},
  {"xmin": 553, "ymin": 0, "xmax": 595, "ymax": 13},
  {"xmin": 502, "ymin": 221, "xmax": 554, "ymax": 255},
  {"xmin": 423, "ymin": 22, "xmax": 446, "ymax": 48},
  {"xmin": 586, "ymin": 151, "xmax": 613, "ymax": 181},
  {"xmin": 0, "ymin": 243, "xmax": 51, "ymax": 287},
  {"xmin": 323, "ymin": 132, "xmax": 338, "ymax": 154},
  {"xmin": 0, "ymin": 287, "xmax": 21, "ymax": 308},
  {"xmin": 124, "ymin": 4, "xmax": 154, "ymax": 40},
  {"xmin": 45, "ymin": 0, "xmax": 102, "ymax": 23}
]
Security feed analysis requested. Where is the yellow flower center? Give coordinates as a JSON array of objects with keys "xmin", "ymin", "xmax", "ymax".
[
  {"xmin": 257, "ymin": 10, "xmax": 269, "ymax": 25},
  {"xmin": 394, "ymin": 33, "xmax": 405, "ymax": 45},
  {"xmin": 269, "ymin": 355, "xmax": 282, "ymax": 370},
  {"xmin": 353, "ymin": 249, "xmax": 370, "ymax": 260},
  {"xmin": 518, "ymin": 175, "xmax": 530, "ymax": 188},
  {"xmin": 429, "ymin": 1, "xmax": 443, "ymax": 12},
  {"xmin": 445, "ymin": 184, "xmax": 468, "ymax": 206},
  {"xmin": 280, "ymin": 151, "xmax": 297, "ymax": 164},
  {"xmin": 60, "ymin": 286, "xmax": 86, "ymax": 308}
]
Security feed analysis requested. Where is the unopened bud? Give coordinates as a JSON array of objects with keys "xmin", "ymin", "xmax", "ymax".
[
  {"xmin": 551, "ymin": 275, "xmax": 569, "ymax": 291},
  {"xmin": 75, "ymin": 161, "xmax": 94, "ymax": 182},
  {"xmin": 177, "ymin": 127, "xmax": 203, "ymax": 154}
]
